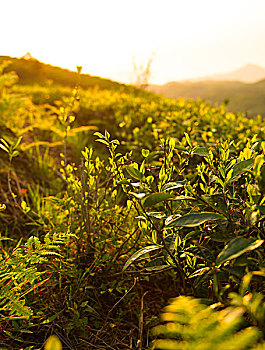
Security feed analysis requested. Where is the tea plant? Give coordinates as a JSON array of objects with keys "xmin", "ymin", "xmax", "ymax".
[{"xmin": 0, "ymin": 59, "xmax": 265, "ymax": 349}]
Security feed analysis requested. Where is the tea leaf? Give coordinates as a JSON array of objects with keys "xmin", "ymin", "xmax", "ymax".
[
  {"xmin": 125, "ymin": 165, "xmax": 144, "ymax": 180},
  {"xmin": 192, "ymin": 147, "xmax": 210, "ymax": 157},
  {"xmin": 142, "ymin": 192, "xmax": 173, "ymax": 208},
  {"xmin": 122, "ymin": 245, "xmax": 160, "ymax": 271},
  {"xmin": 165, "ymin": 212, "xmax": 224, "ymax": 228},
  {"xmin": 228, "ymin": 159, "xmax": 254, "ymax": 182},
  {"xmin": 162, "ymin": 180, "xmax": 186, "ymax": 191},
  {"xmin": 216, "ymin": 237, "xmax": 264, "ymax": 266}
]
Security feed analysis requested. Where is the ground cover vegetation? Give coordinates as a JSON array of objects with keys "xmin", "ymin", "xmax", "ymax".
[{"xmin": 0, "ymin": 59, "xmax": 265, "ymax": 349}]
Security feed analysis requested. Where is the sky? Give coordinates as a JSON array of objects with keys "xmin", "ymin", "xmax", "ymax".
[{"xmin": 2, "ymin": 0, "xmax": 265, "ymax": 84}]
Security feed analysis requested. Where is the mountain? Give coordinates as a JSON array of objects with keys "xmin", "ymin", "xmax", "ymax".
[
  {"xmin": 198, "ymin": 64, "xmax": 265, "ymax": 83},
  {"xmin": 148, "ymin": 78, "xmax": 265, "ymax": 117},
  {"xmin": 148, "ymin": 64, "xmax": 265, "ymax": 117}
]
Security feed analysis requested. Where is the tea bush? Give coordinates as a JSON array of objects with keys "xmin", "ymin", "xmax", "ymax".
[{"xmin": 0, "ymin": 62, "xmax": 265, "ymax": 349}]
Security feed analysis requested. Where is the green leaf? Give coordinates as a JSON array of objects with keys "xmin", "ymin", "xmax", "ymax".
[
  {"xmin": 128, "ymin": 192, "xmax": 146, "ymax": 199},
  {"xmin": 147, "ymin": 212, "xmax": 166, "ymax": 219},
  {"xmin": 201, "ymin": 194, "xmax": 228, "ymax": 215},
  {"xmin": 96, "ymin": 139, "xmax": 109, "ymax": 146},
  {"xmin": 93, "ymin": 131, "xmax": 105, "ymax": 139},
  {"xmin": 125, "ymin": 165, "xmax": 144, "ymax": 180},
  {"xmin": 0, "ymin": 138, "xmax": 10, "ymax": 149},
  {"xmin": 117, "ymin": 179, "xmax": 132, "ymax": 186},
  {"xmin": 13, "ymin": 136, "xmax": 22, "ymax": 150},
  {"xmin": 184, "ymin": 132, "xmax": 192, "ymax": 148},
  {"xmin": 189, "ymin": 267, "xmax": 211, "ymax": 279},
  {"xmin": 145, "ymin": 265, "xmax": 169, "ymax": 272},
  {"xmin": 11, "ymin": 150, "xmax": 19, "ymax": 157},
  {"xmin": 165, "ymin": 212, "xmax": 224, "ymax": 228},
  {"xmin": 173, "ymin": 196, "xmax": 195, "ymax": 201},
  {"xmin": 0, "ymin": 143, "xmax": 9, "ymax": 153},
  {"xmin": 192, "ymin": 147, "xmax": 210, "ymax": 157},
  {"xmin": 142, "ymin": 149, "xmax": 150, "ymax": 157},
  {"xmin": 142, "ymin": 192, "xmax": 173, "ymax": 208},
  {"xmin": 110, "ymin": 139, "xmax": 120, "ymax": 145},
  {"xmin": 184, "ymin": 246, "xmax": 214, "ymax": 262},
  {"xmin": 216, "ymin": 237, "xmax": 264, "ymax": 266},
  {"xmin": 41, "ymin": 310, "xmax": 64, "ymax": 324},
  {"xmin": 122, "ymin": 245, "xmax": 160, "ymax": 271},
  {"xmin": 228, "ymin": 158, "xmax": 254, "ymax": 182},
  {"xmin": 193, "ymin": 268, "xmax": 212, "ymax": 287},
  {"xmin": 44, "ymin": 335, "xmax": 62, "ymax": 350},
  {"xmin": 145, "ymin": 257, "xmax": 168, "ymax": 271},
  {"xmin": 175, "ymin": 145, "xmax": 188, "ymax": 152},
  {"xmin": 162, "ymin": 180, "xmax": 186, "ymax": 191}
]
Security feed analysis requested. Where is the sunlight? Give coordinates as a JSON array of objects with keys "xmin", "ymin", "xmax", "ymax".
[{"xmin": 1, "ymin": 0, "xmax": 265, "ymax": 84}]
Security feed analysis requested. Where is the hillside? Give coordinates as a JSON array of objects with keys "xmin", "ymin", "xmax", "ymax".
[
  {"xmin": 4, "ymin": 55, "xmax": 265, "ymax": 118},
  {"xmin": 149, "ymin": 79, "xmax": 265, "ymax": 117},
  {"xmin": 0, "ymin": 55, "xmax": 140, "ymax": 94}
]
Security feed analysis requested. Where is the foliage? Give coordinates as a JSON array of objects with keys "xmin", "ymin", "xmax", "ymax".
[
  {"xmin": 152, "ymin": 292, "xmax": 265, "ymax": 350},
  {"xmin": 0, "ymin": 59, "xmax": 265, "ymax": 349},
  {"xmin": 0, "ymin": 233, "xmax": 73, "ymax": 319}
]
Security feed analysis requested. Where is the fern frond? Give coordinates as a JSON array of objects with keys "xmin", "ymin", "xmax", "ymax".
[{"xmin": 0, "ymin": 232, "xmax": 69, "ymax": 319}]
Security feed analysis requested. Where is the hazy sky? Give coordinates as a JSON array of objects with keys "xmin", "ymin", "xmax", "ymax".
[{"xmin": 2, "ymin": 0, "xmax": 265, "ymax": 84}]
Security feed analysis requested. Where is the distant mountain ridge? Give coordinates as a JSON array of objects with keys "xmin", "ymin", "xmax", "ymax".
[
  {"xmin": 194, "ymin": 64, "xmax": 265, "ymax": 83},
  {"xmin": 148, "ymin": 66, "xmax": 265, "ymax": 117}
]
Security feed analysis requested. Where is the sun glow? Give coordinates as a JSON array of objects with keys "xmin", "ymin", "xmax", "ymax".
[{"xmin": 2, "ymin": 0, "xmax": 265, "ymax": 84}]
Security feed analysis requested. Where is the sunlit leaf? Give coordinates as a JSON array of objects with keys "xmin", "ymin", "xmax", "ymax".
[
  {"xmin": 93, "ymin": 131, "xmax": 105, "ymax": 139},
  {"xmin": 228, "ymin": 158, "xmax": 254, "ymax": 182},
  {"xmin": 184, "ymin": 132, "xmax": 192, "ymax": 148},
  {"xmin": 13, "ymin": 136, "xmax": 23, "ymax": 150},
  {"xmin": 125, "ymin": 165, "xmax": 144, "ymax": 180},
  {"xmin": 44, "ymin": 335, "xmax": 62, "ymax": 350},
  {"xmin": 162, "ymin": 180, "xmax": 186, "ymax": 191},
  {"xmin": 147, "ymin": 211, "xmax": 166, "ymax": 219},
  {"xmin": 145, "ymin": 265, "xmax": 169, "ymax": 272},
  {"xmin": 173, "ymin": 196, "xmax": 195, "ymax": 200},
  {"xmin": 175, "ymin": 145, "xmax": 188, "ymax": 152},
  {"xmin": 165, "ymin": 212, "xmax": 224, "ymax": 228},
  {"xmin": 145, "ymin": 257, "xmax": 168, "ymax": 272},
  {"xmin": 96, "ymin": 139, "xmax": 109, "ymax": 146},
  {"xmin": 142, "ymin": 192, "xmax": 173, "ymax": 208},
  {"xmin": 41, "ymin": 310, "xmax": 64, "ymax": 324},
  {"xmin": 216, "ymin": 237, "xmax": 264, "ymax": 266},
  {"xmin": 0, "ymin": 143, "xmax": 9, "ymax": 153},
  {"xmin": 117, "ymin": 179, "xmax": 132, "ymax": 186},
  {"xmin": 129, "ymin": 192, "xmax": 146, "ymax": 199},
  {"xmin": 122, "ymin": 245, "xmax": 160, "ymax": 271},
  {"xmin": 192, "ymin": 147, "xmax": 209, "ymax": 157},
  {"xmin": 142, "ymin": 149, "xmax": 150, "ymax": 157}
]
